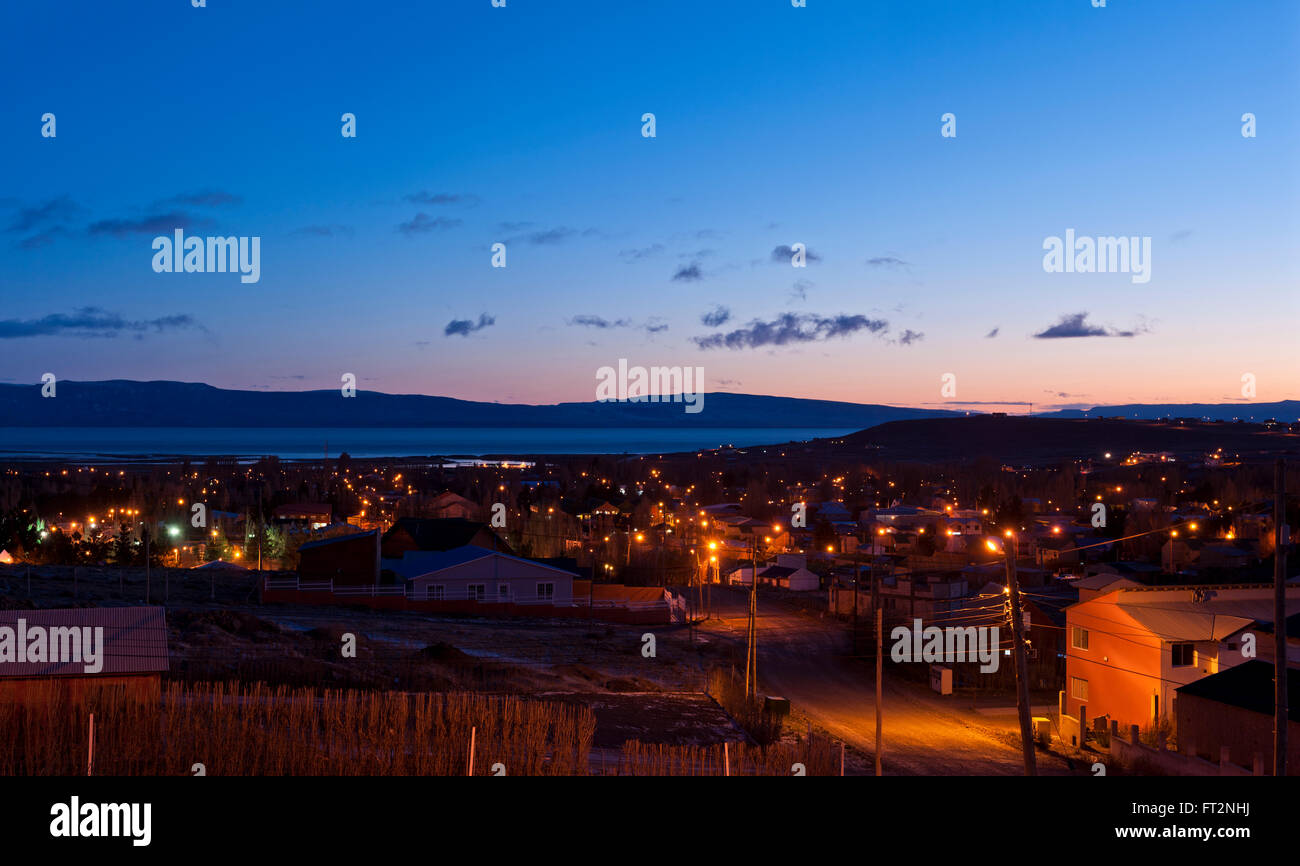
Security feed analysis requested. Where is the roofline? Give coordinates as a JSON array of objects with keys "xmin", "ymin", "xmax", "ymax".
[{"xmin": 402, "ymin": 545, "xmax": 579, "ymax": 578}]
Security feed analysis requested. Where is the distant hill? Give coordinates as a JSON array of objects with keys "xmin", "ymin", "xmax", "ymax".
[
  {"xmin": 829, "ymin": 415, "xmax": 1300, "ymax": 463},
  {"xmin": 1044, "ymin": 401, "xmax": 1300, "ymax": 422},
  {"xmin": 0, "ymin": 381, "xmax": 959, "ymax": 429}
]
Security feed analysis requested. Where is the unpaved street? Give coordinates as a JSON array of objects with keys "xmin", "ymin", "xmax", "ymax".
[{"xmin": 699, "ymin": 587, "xmax": 1077, "ymax": 776}]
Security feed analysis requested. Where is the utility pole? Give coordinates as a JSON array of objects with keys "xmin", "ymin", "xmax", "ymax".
[
  {"xmin": 852, "ymin": 545, "xmax": 860, "ymax": 656},
  {"xmin": 1003, "ymin": 535, "xmax": 1037, "ymax": 776},
  {"xmin": 746, "ymin": 532, "xmax": 759, "ymax": 698},
  {"xmin": 696, "ymin": 550, "xmax": 704, "ymax": 624},
  {"xmin": 874, "ymin": 604, "xmax": 883, "ymax": 777},
  {"xmin": 257, "ymin": 487, "xmax": 263, "ymax": 572},
  {"xmin": 144, "ymin": 525, "xmax": 151, "ymax": 604},
  {"xmin": 707, "ymin": 557, "xmax": 713, "ymax": 620},
  {"xmin": 1274, "ymin": 458, "xmax": 1288, "ymax": 777}
]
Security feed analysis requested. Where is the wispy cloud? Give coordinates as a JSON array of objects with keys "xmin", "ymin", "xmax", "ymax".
[
  {"xmin": 866, "ymin": 255, "xmax": 909, "ymax": 268},
  {"xmin": 701, "ymin": 305, "xmax": 731, "ymax": 327},
  {"xmin": 619, "ymin": 243, "xmax": 665, "ymax": 261},
  {"xmin": 0, "ymin": 307, "xmax": 203, "ymax": 339},
  {"xmin": 567, "ymin": 314, "xmax": 631, "ymax": 329},
  {"xmin": 895, "ymin": 329, "xmax": 924, "ymax": 345},
  {"xmin": 153, "ymin": 190, "xmax": 243, "ymax": 208},
  {"xmin": 405, "ymin": 191, "xmax": 480, "ymax": 207},
  {"xmin": 770, "ymin": 244, "xmax": 821, "ymax": 264},
  {"xmin": 7, "ymin": 196, "xmax": 82, "ymax": 233},
  {"xmin": 16, "ymin": 226, "xmax": 72, "ymax": 249},
  {"xmin": 505, "ymin": 226, "xmax": 600, "ymax": 245},
  {"xmin": 398, "ymin": 213, "xmax": 462, "ymax": 235},
  {"xmin": 1033, "ymin": 312, "xmax": 1150, "ymax": 339},
  {"xmin": 89, "ymin": 212, "xmax": 214, "ymax": 236},
  {"xmin": 672, "ymin": 262, "xmax": 704, "ymax": 282},
  {"xmin": 444, "ymin": 313, "xmax": 495, "ymax": 337},
  {"xmin": 985, "ymin": 326, "xmax": 1000, "ymax": 338},
  {"xmin": 566, "ymin": 314, "xmax": 664, "ymax": 335},
  {"xmin": 693, "ymin": 313, "xmax": 890, "ymax": 350},
  {"xmin": 293, "ymin": 224, "xmax": 354, "ymax": 237}
]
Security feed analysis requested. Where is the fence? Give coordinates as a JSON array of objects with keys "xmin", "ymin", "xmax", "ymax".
[
  {"xmin": 1105, "ymin": 721, "xmax": 1263, "ymax": 777},
  {"xmin": 262, "ymin": 576, "xmax": 675, "ymax": 624}
]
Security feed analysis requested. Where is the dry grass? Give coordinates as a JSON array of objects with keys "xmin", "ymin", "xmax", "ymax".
[
  {"xmin": 0, "ymin": 681, "xmax": 595, "ymax": 776},
  {"xmin": 706, "ymin": 667, "xmax": 783, "ymax": 744},
  {"xmin": 617, "ymin": 737, "xmax": 842, "ymax": 776}
]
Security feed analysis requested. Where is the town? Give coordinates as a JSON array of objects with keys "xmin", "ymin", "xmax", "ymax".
[{"xmin": 0, "ymin": 414, "xmax": 1294, "ymax": 778}]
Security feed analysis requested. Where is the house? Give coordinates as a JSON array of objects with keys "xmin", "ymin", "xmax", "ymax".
[
  {"xmin": 876, "ymin": 570, "xmax": 971, "ymax": 620},
  {"xmin": 812, "ymin": 501, "xmax": 852, "ymax": 523},
  {"xmin": 297, "ymin": 529, "xmax": 381, "ymax": 586},
  {"xmin": 273, "ymin": 503, "xmax": 333, "ymax": 529},
  {"xmin": 386, "ymin": 545, "xmax": 575, "ymax": 605},
  {"xmin": 1070, "ymin": 572, "xmax": 1142, "ymax": 602},
  {"xmin": 927, "ymin": 582, "xmax": 1072, "ymax": 692},
  {"xmin": 0, "ymin": 607, "xmax": 169, "ymax": 704},
  {"xmin": 425, "ymin": 491, "xmax": 480, "ymax": 521},
  {"xmin": 381, "ymin": 517, "xmax": 513, "ymax": 559},
  {"xmin": 574, "ymin": 581, "xmax": 679, "ymax": 624},
  {"xmin": 730, "ymin": 554, "xmax": 820, "ymax": 591},
  {"xmin": 1064, "ymin": 583, "xmax": 1300, "ymax": 735},
  {"xmin": 1195, "ymin": 544, "xmax": 1254, "ymax": 570},
  {"xmin": 1175, "ymin": 661, "xmax": 1300, "ymax": 774}
]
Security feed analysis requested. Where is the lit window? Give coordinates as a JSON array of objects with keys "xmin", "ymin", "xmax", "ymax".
[
  {"xmin": 1071, "ymin": 677, "xmax": 1089, "ymax": 701},
  {"xmin": 1071, "ymin": 627, "xmax": 1089, "ymax": 650}
]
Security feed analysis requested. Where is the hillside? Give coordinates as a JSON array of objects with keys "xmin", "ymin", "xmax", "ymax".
[
  {"xmin": 0, "ymin": 381, "xmax": 957, "ymax": 429},
  {"xmin": 829, "ymin": 416, "xmax": 1300, "ymax": 463}
]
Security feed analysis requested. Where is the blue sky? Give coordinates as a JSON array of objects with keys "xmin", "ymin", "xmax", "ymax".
[{"xmin": 2, "ymin": 0, "xmax": 1296, "ymax": 410}]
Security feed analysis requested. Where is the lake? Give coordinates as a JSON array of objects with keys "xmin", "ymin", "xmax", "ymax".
[{"xmin": 0, "ymin": 427, "xmax": 856, "ymax": 460}]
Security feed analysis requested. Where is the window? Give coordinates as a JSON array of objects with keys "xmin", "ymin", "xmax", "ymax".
[
  {"xmin": 468, "ymin": 584, "xmax": 486, "ymax": 602},
  {"xmin": 426, "ymin": 585, "xmax": 444, "ymax": 601},
  {"xmin": 1071, "ymin": 626, "xmax": 1089, "ymax": 650},
  {"xmin": 1071, "ymin": 677, "xmax": 1089, "ymax": 701},
  {"xmin": 1171, "ymin": 642, "xmax": 1195, "ymax": 667},
  {"xmin": 537, "ymin": 582, "xmax": 555, "ymax": 602},
  {"xmin": 498, "ymin": 584, "xmax": 511, "ymax": 601}
]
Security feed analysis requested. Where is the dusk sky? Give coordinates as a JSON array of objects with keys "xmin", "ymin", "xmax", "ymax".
[{"xmin": 3, "ymin": 0, "xmax": 1297, "ymax": 412}]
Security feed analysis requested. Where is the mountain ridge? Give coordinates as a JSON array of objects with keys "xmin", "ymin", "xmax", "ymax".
[{"xmin": 0, "ymin": 381, "xmax": 1295, "ymax": 429}]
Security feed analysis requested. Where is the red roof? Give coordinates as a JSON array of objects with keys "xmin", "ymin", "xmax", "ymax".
[{"xmin": 0, "ymin": 606, "xmax": 169, "ymax": 678}]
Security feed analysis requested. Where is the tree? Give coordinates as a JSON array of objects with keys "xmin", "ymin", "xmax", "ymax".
[
  {"xmin": 812, "ymin": 518, "xmax": 837, "ymax": 552},
  {"xmin": 205, "ymin": 527, "xmax": 230, "ymax": 562}
]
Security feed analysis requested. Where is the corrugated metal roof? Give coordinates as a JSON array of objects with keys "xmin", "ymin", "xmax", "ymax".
[
  {"xmin": 0, "ymin": 606, "xmax": 168, "ymax": 678},
  {"xmin": 388, "ymin": 545, "xmax": 580, "ymax": 581},
  {"xmin": 298, "ymin": 529, "xmax": 377, "ymax": 552},
  {"xmin": 1119, "ymin": 606, "xmax": 1255, "ymax": 642}
]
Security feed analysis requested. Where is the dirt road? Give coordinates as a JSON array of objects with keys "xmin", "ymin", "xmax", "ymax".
[{"xmin": 699, "ymin": 586, "xmax": 1077, "ymax": 776}]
